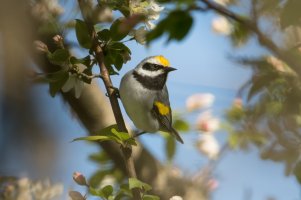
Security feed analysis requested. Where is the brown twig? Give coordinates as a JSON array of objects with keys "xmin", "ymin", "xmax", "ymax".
[
  {"xmin": 199, "ymin": 0, "xmax": 301, "ymax": 78},
  {"xmin": 77, "ymin": 0, "xmax": 141, "ymax": 199}
]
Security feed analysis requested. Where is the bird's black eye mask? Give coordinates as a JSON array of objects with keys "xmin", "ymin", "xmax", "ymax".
[{"xmin": 142, "ymin": 62, "xmax": 164, "ymax": 71}]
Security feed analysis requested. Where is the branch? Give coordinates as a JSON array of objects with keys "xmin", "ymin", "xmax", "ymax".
[
  {"xmin": 199, "ymin": 0, "xmax": 301, "ymax": 78},
  {"xmin": 77, "ymin": 0, "xmax": 140, "ymax": 199}
]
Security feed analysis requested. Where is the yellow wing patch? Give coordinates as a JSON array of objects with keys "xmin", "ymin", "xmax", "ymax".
[
  {"xmin": 155, "ymin": 55, "xmax": 170, "ymax": 67},
  {"xmin": 154, "ymin": 101, "xmax": 170, "ymax": 115}
]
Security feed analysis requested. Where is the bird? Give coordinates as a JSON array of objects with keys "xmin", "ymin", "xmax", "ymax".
[{"xmin": 119, "ymin": 55, "xmax": 184, "ymax": 144}]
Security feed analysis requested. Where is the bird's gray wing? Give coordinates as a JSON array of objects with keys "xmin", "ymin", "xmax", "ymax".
[
  {"xmin": 152, "ymin": 86, "xmax": 172, "ymax": 130},
  {"xmin": 151, "ymin": 86, "xmax": 184, "ymax": 143}
]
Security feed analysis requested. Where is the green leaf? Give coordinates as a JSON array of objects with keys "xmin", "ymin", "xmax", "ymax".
[
  {"xmin": 294, "ymin": 161, "xmax": 301, "ymax": 184},
  {"xmin": 48, "ymin": 70, "xmax": 69, "ymax": 97},
  {"xmin": 91, "ymin": 124, "xmax": 119, "ymax": 136},
  {"xmin": 146, "ymin": 20, "xmax": 167, "ymax": 43},
  {"xmin": 228, "ymin": 133, "xmax": 239, "ymax": 149},
  {"xmin": 166, "ymin": 10, "xmax": 193, "ymax": 41},
  {"xmin": 110, "ymin": 42, "xmax": 131, "ymax": 55},
  {"xmin": 230, "ymin": 21, "xmax": 251, "ymax": 47},
  {"xmin": 173, "ymin": 119, "xmax": 189, "ymax": 132},
  {"xmin": 114, "ymin": 53, "xmax": 124, "ymax": 71},
  {"xmin": 166, "ymin": 136, "xmax": 176, "ymax": 161},
  {"xmin": 147, "ymin": 10, "xmax": 193, "ymax": 43},
  {"xmin": 129, "ymin": 178, "xmax": 152, "ymax": 192},
  {"xmin": 142, "ymin": 195, "xmax": 160, "ymax": 200},
  {"xmin": 111, "ymin": 128, "xmax": 137, "ymax": 146},
  {"xmin": 102, "ymin": 185, "xmax": 114, "ymax": 198},
  {"xmin": 75, "ymin": 19, "xmax": 92, "ymax": 49},
  {"xmin": 48, "ymin": 49, "xmax": 70, "ymax": 64},
  {"xmin": 89, "ymin": 187, "xmax": 103, "ymax": 196},
  {"xmin": 72, "ymin": 135, "xmax": 112, "ymax": 142},
  {"xmin": 70, "ymin": 56, "xmax": 91, "ymax": 68},
  {"xmin": 98, "ymin": 29, "xmax": 111, "ymax": 41},
  {"xmin": 110, "ymin": 19, "xmax": 129, "ymax": 41},
  {"xmin": 280, "ymin": 0, "xmax": 301, "ymax": 29}
]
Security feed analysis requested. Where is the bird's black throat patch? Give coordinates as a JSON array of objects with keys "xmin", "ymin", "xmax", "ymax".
[{"xmin": 133, "ymin": 70, "xmax": 167, "ymax": 90}]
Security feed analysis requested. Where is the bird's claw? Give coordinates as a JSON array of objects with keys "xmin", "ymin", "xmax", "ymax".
[{"xmin": 106, "ymin": 86, "xmax": 120, "ymax": 98}]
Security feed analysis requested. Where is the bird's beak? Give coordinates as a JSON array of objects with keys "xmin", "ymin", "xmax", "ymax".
[{"xmin": 164, "ymin": 67, "xmax": 177, "ymax": 73}]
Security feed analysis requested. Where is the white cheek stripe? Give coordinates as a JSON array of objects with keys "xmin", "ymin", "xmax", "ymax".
[{"xmin": 136, "ymin": 67, "xmax": 163, "ymax": 77}]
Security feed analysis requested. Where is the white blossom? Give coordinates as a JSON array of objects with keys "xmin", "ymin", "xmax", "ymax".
[
  {"xmin": 186, "ymin": 93, "xmax": 215, "ymax": 112},
  {"xmin": 197, "ymin": 134, "xmax": 220, "ymax": 159},
  {"xmin": 170, "ymin": 196, "xmax": 183, "ymax": 200},
  {"xmin": 129, "ymin": 0, "xmax": 164, "ymax": 29},
  {"xmin": 213, "ymin": 0, "xmax": 231, "ymax": 6},
  {"xmin": 212, "ymin": 16, "xmax": 232, "ymax": 35},
  {"xmin": 133, "ymin": 26, "xmax": 148, "ymax": 45},
  {"xmin": 3, "ymin": 178, "xmax": 64, "ymax": 200},
  {"xmin": 196, "ymin": 111, "xmax": 220, "ymax": 133},
  {"xmin": 31, "ymin": 0, "xmax": 64, "ymax": 21}
]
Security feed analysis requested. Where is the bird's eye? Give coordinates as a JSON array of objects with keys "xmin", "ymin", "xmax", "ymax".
[
  {"xmin": 143, "ymin": 63, "xmax": 161, "ymax": 71},
  {"xmin": 151, "ymin": 64, "xmax": 160, "ymax": 70}
]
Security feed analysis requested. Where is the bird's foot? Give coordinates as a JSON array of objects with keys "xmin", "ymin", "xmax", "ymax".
[{"xmin": 105, "ymin": 86, "xmax": 120, "ymax": 98}]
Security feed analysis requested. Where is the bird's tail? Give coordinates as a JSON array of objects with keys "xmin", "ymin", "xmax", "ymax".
[{"xmin": 170, "ymin": 127, "xmax": 184, "ymax": 144}]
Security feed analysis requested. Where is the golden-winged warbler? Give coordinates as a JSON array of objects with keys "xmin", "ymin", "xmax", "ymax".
[{"xmin": 119, "ymin": 55, "xmax": 184, "ymax": 144}]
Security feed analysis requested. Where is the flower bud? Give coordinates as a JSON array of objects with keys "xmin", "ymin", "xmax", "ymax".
[
  {"xmin": 34, "ymin": 40, "xmax": 48, "ymax": 53},
  {"xmin": 212, "ymin": 16, "xmax": 232, "ymax": 35},
  {"xmin": 206, "ymin": 178, "xmax": 219, "ymax": 191},
  {"xmin": 72, "ymin": 172, "xmax": 87, "ymax": 186},
  {"xmin": 233, "ymin": 98, "xmax": 243, "ymax": 109},
  {"xmin": 53, "ymin": 35, "xmax": 63, "ymax": 44},
  {"xmin": 69, "ymin": 191, "xmax": 85, "ymax": 200}
]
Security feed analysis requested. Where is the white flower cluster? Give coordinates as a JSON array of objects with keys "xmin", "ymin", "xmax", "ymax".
[
  {"xmin": 2, "ymin": 178, "xmax": 63, "ymax": 200},
  {"xmin": 185, "ymin": 93, "xmax": 220, "ymax": 159},
  {"xmin": 31, "ymin": 0, "xmax": 64, "ymax": 21},
  {"xmin": 129, "ymin": 0, "xmax": 164, "ymax": 44}
]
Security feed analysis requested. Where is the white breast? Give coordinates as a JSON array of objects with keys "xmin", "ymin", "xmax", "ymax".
[{"xmin": 119, "ymin": 71, "xmax": 160, "ymax": 132}]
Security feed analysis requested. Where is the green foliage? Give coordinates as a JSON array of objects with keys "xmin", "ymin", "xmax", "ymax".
[
  {"xmin": 147, "ymin": 10, "xmax": 193, "ymax": 43},
  {"xmin": 142, "ymin": 195, "xmax": 160, "ymax": 200},
  {"xmin": 72, "ymin": 124, "xmax": 136, "ymax": 146},
  {"xmin": 48, "ymin": 49, "xmax": 70, "ymax": 65},
  {"xmin": 280, "ymin": 0, "xmax": 301, "ymax": 29},
  {"xmin": 110, "ymin": 19, "xmax": 130, "ymax": 41},
  {"xmin": 47, "ymin": 69, "xmax": 69, "ymax": 97},
  {"xmin": 165, "ymin": 136, "xmax": 176, "ymax": 161},
  {"xmin": 98, "ymin": 29, "xmax": 111, "ymax": 41},
  {"xmin": 129, "ymin": 178, "xmax": 152, "ymax": 192},
  {"xmin": 228, "ymin": 131, "xmax": 266, "ymax": 149},
  {"xmin": 230, "ymin": 21, "xmax": 251, "ymax": 47},
  {"xmin": 226, "ymin": 106, "xmax": 245, "ymax": 123},
  {"xmin": 104, "ymin": 42, "xmax": 132, "ymax": 73},
  {"xmin": 173, "ymin": 119, "xmax": 190, "ymax": 132},
  {"xmin": 75, "ymin": 19, "xmax": 92, "ymax": 49}
]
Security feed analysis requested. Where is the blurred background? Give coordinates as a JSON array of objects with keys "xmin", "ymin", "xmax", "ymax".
[{"xmin": 0, "ymin": 0, "xmax": 301, "ymax": 199}]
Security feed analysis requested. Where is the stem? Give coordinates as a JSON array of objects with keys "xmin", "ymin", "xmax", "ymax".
[{"xmin": 77, "ymin": 1, "xmax": 141, "ymax": 199}]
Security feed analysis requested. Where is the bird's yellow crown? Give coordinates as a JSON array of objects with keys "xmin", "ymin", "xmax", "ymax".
[{"xmin": 155, "ymin": 55, "xmax": 170, "ymax": 67}]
